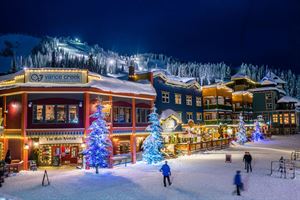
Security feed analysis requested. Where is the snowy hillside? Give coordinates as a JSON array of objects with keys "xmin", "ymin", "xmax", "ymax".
[
  {"xmin": 0, "ymin": 34, "xmax": 300, "ymax": 97},
  {"xmin": 0, "ymin": 34, "xmax": 40, "ymax": 72}
]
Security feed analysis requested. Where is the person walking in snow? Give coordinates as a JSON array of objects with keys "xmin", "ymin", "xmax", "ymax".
[
  {"xmin": 278, "ymin": 156, "xmax": 285, "ymax": 177},
  {"xmin": 160, "ymin": 161, "xmax": 172, "ymax": 187},
  {"xmin": 243, "ymin": 152, "xmax": 252, "ymax": 173},
  {"xmin": 233, "ymin": 170, "xmax": 243, "ymax": 196}
]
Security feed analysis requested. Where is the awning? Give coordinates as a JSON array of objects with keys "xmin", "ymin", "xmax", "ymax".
[{"xmin": 27, "ymin": 129, "xmax": 84, "ymax": 138}]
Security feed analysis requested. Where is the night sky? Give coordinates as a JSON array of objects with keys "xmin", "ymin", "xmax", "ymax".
[{"xmin": 1, "ymin": 0, "xmax": 300, "ymax": 72}]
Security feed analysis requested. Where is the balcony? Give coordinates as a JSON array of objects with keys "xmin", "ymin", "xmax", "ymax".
[
  {"xmin": 204, "ymin": 119, "xmax": 232, "ymax": 125},
  {"xmin": 204, "ymin": 104, "xmax": 232, "ymax": 110}
]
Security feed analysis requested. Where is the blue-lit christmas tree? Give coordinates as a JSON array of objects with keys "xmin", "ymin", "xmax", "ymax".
[
  {"xmin": 142, "ymin": 106, "xmax": 164, "ymax": 164},
  {"xmin": 236, "ymin": 113, "xmax": 247, "ymax": 145},
  {"xmin": 252, "ymin": 120, "xmax": 263, "ymax": 142},
  {"xmin": 84, "ymin": 104, "xmax": 112, "ymax": 174}
]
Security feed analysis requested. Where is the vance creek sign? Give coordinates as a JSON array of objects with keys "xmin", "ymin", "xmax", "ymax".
[{"xmin": 28, "ymin": 72, "xmax": 83, "ymax": 83}]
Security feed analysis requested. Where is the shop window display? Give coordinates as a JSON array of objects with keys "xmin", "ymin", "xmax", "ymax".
[
  {"xmin": 69, "ymin": 105, "xmax": 79, "ymax": 123},
  {"xmin": 57, "ymin": 105, "xmax": 67, "ymax": 123},
  {"xmin": 45, "ymin": 105, "xmax": 55, "ymax": 122}
]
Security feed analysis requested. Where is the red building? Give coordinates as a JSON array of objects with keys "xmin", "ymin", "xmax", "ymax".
[{"xmin": 0, "ymin": 68, "xmax": 156, "ymax": 169}]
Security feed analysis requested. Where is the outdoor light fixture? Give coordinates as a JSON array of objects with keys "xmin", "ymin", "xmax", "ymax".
[
  {"xmin": 33, "ymin": 142, "xmax": 39, "ymax": 147},
  {"xmin": 11, "ymin": 102, "xmax": 17, "ymax": 108},
  {"xmin": 108, "ymin": 58, "xmax": 115, "ymax": 65},
  {"xmin": 79, "ymin": 102, "xmax": 83, "ymax": 107},
  {"xmin": 81, "ymin": 143, "xmax": 86, "ymax": 148},
  {"xmin": 24, "ymin": 144, "xmax": 29, "ymax": 150},
  {"xmin": 28, "ymin": 102, "xmax": 32, "ymax": 107}
]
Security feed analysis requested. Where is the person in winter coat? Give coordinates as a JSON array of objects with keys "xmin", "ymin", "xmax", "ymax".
[
  {"xmin": 5, "ymin": 149, "xmax": 11, "ymax": 164},
  {"xmin": 243, "ymin": 152, "xmax": 252, "ymax": 173},
  {"xmin": 160, "ymin": 161, "xmax": 172, "ymax": 187},
  {"xmin": 233, "ymin": 170, "xmax": 243, "ymax": 196},
  {"xmin": 279, "ymin": 156, "xmax": 284, "ymax": 175}
]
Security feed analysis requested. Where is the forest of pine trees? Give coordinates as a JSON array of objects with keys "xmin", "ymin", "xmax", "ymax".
[{"xmin": 9, "ymin": 36, "xmax": 300, "ymax": 99}]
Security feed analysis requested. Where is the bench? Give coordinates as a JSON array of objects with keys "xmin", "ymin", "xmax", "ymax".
[{"xmin": 7, "ymin": 160, "xmax": 24, "ymax": 173}]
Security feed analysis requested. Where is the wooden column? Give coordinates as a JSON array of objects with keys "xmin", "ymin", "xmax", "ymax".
[
  {"xmin": 83, "ymin": 92, "xmax": 90, "ymax": 137},
  {"xmin": 3, "ymin": 96, "xmax": 8, "ymax": 156},
  {"xmin": 21, "ymin": 93, "xmax": 28, "ymax": 170},
  {"xmin": 108, "ymin": 95, "xmax": 113, "ymax": 168},
  {"xmin": 130, "ymin": 98, "xmax": 136, "ymax": 164}
]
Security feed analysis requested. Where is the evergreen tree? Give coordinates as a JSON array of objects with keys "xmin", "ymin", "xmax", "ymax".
[
  {"xmin": 236, "ymin": 113, "xmax": 247, "ymax": 145},
  {"xmin": 142, "ymin": 106, "xmax": 164, "ymax": 164},
  {"xmin": 252, "ymin": 120, "xmax": 263, "ymax": 142},
  {"xmin": 84, "ymin": 105, "xmax": 112, "ymax": 174}
]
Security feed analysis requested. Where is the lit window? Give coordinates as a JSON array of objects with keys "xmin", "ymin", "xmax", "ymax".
[
  {"xmin": 196, "ymin": 112, "xmax": 202, "ymax": 120},
  {"xmin": 177, "ymin": 112, "xmax": 182, "ymax": 121},
  {"xmin": 45, "ymin": 105, "xmax": 55, "ymax": 122},
  {"xmin": 196, "ymin": 97, "xmax": 202, "ymax": 107},
  {"xmin": 205, "ymin": 113, "xmax": 212, "ymax": 120},
  {"xmin": 175, "ymin": 94, "xmax": 182, "ymax": 104},
  {"xmin": 266, "ymin": 103, "xmax": 273, "ymax": 110},
  {"xmin": 186, "ymin": 95, "xmax": 192, "ymax": 106},
  {"xmin": 186, "ymin": 112, "xmax": 193, "ymax": 120},
  {"xmin": 284, "ymin": 113, "xmax": 289, "ymax": 124},
  {"xmin": 279, "ymin": 114, "xmax": 283, "ymax": 124},
  {"xmin": 69, "ymin": 105, "xmax": 79, "ymax": 123},
  {"xmin": 272, "ymin": 114, "xmax": 278, "ymax": 123},
  {"xmin": 57, "ymin": 105, "xmax": 67, "ymax": 123},
  {"xmin": 162, "ymin": 91, "xmax": 169, "ymax": 103},
  {"xmin": 291, "ymin": 113, "xmax": 295, "ymax": 124},
  {"xmin": 113, "ymin": 107, "xmax": 132, "ymax": 123},
  {"xmin": 33, "ymin": 105, "xmax": 44, "ymax": 123}
]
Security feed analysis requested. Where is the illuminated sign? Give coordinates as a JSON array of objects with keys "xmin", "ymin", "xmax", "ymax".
[
  {"xmin": 28, "ymin": 72, "xmax": 83, "ymax": 83},
  {"xmin": 39, "ymin": 136, "xmax": 83, "ymax": 144}
]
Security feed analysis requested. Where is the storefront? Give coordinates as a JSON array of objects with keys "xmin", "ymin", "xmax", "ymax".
[{"xmin": 0, "ymin": 68, "xmax": 155, "ymax": 169}]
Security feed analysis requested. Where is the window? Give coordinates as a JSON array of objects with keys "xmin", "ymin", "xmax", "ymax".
[
  {"xmin": 136, "ymin": 108, "xmax": 150, "ymax": 123},
  {"xmin": 33, "ymin": 104, "xmax": 79, "ymax": 124},
  {"xmin": 272, "ymin": 114, "xmax": 278, "ymax": 123},
  {"xmin": 113, "ymin": 107, "xmax": 132, "ymax": 123},
  {"xmin": 196, "ymin": 97, "xmax": 202, "ymax": 107},
  {"xmin": 33, "ymin": 105, "xmax": 44, "ymax": 123},
  {"xmin": 196, "ymin": 112, "xmax": 202, "ymax": 121},
  {"xmin": 45, "ymin": 105, "xmax": 55, "ymax": 122},
  {"xmin": 177, "ymin": 112, "xmax": 182, "ymax": 121},
  {"xmin": 291, "ymin": 113, "xmax": 295, "ymax": 124},
  {"xmin": 57, "ymin": 105, "xmax": 67, "ymax": 123},
  {"xmin": 265, "ymin": 93, "xmax": 272, "ymax": 100},
  {"xmin": 186, "ymin": 112, "xmax": 193, "ymax": 120},
  {"xmin": 175, "ymin": 94, "xmax": 182, "ymax": 104},
  {"xmin": 69, "ymin": 105, "xmax": 79, "ymax": 123},
  {"xmin": 205, "ymin": 113, "xmax": 212, "ymax": 120},
  {"xmin": 284, "ymin": 113, "xmax": 289, "ymax": 124},
  {"xmin": 279, "ymin": 114, "xmax": 283, "ymax": 124},
  {"xmin": 186, "ymin": 95, "xmax": 192, "ymax": 106},
  {"xmin": 162, "ymin": 91, "xmax": 169, "ymax": 103},
  {"xmin": 266, "ymin": 103, "xmax": 273, "ymax": 110}
]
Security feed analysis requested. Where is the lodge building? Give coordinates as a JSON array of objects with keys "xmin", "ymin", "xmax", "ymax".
[{"xmin": 0, "ymin": 68, "xmax": 156, "ymax": 169}]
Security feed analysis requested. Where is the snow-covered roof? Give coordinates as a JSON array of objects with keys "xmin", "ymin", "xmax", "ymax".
[
  {"xmin": 0, "ymin": 68, "xmax": 156, "ymax": 97},
  {"xmin": 277, "ymin": 96, "xmax": 299, "ymax": 104},
  {"xmin": 153, "ymin": 70, "xmax": 201, "ymax": 89},
  {"xmin": 231, "ymin": 72, "xmax": 249, "ymax": 80},
  {"xmin": 160, "ymin": 109, "xmax": 182, "ymax": 122},
  {"xmin": 248, "ymin": 87, "xmax": 286, "ymax": 95},
  {"xmin": 202, "ymin": 83, "xmax": 233, "ymax": 92},
  {"xmin": 260, "ymin": 72, "xmax": 286, "ymax": 85}
]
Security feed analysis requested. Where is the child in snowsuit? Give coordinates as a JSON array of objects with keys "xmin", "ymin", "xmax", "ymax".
[
  {"xmin": 160, "ymin": 161, "xmax": 172, "ymax": 187},
  {"xmin": 233, "ymin": 170, "xmax": 243, "ymax": 196}
]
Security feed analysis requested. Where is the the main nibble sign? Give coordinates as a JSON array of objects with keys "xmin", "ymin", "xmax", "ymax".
[{"xmin": 28, "ymin": 72, "xmax": 83, "ymax": 83}]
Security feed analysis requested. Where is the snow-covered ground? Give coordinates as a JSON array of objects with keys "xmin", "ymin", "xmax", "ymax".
[{"xmin": 1, "ymin": 135, "xmax": 300, "ymax": 200}]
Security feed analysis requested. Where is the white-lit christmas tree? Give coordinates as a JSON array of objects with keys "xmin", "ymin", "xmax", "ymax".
[
  {"xmin": 84, "ymin": 104, "xmax": 112, "ymax": 174},
  {"xmin": 236, "ymin": 113, "xmax": 247, "ymax": 145},
  {"xmin": 142, "ymin": 106, "xmax": 164, "ymax": 164},
  {"xmin": 252, "ymin": 120, "xmax": 263, "ymax": 142}
]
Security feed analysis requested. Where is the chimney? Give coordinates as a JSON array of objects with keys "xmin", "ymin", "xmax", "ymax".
[{"xmin": 128, "ymin": 60, "xmax": 135, "ymax": 81}]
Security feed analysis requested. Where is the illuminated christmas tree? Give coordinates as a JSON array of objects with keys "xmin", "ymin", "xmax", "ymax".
[
  {"xmin": 142, "ymin": 106, "xmax": 164, "ymax": 164},
  {"xmin": 84, "ymin": 105, "xmax": 112, "ymax": 174},
  {"xmin": 236, "ymin": 113, "xmax": 247, "ymax": 145},
  {"xmin": 252, "ymin": 120, "xmax": 263, "ymax": 142}
]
